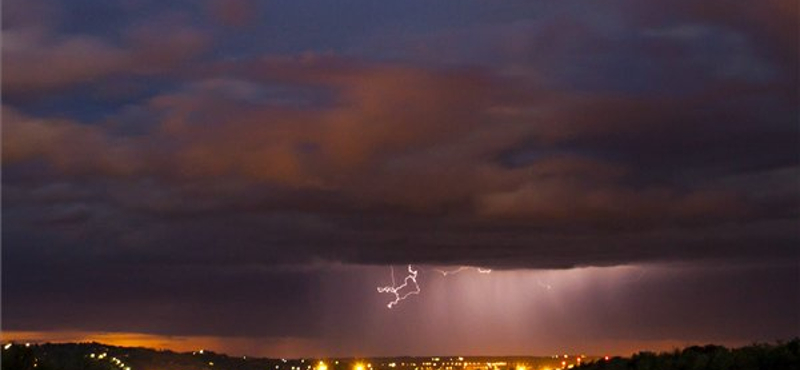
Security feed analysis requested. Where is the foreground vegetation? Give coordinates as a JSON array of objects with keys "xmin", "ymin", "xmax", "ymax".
[
  {"xmin": 577, "ymin": 339, "xmax": 799, "ymax": 370},
  {"xmin": 1, "ymin": 342, "xmax": 275, "ymax": 370}
]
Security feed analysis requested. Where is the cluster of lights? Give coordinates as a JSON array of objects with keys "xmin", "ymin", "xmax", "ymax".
[
  {"xmin": 4, "ymin": 342, "xmax": 34, "ymax": 348},
  {"xmin": 545, "ymin": 354, "xmax": 589, "ymax": 369},
  {"xmin": 372, "ymin": 356, "xmax": 597, "ymax": 370},
  {"xmin": 5, "ymin": 343, "xmax": 39, "ymax": 368},
  {"xmin": 89, "ymin": 352, "xmax": 131, "ymax": 370},
  {"xmin": 84, "ymin": 353, "xmax": 600, "ymax": 370},
  {"xmin": 351, "ymin": 361, "xmax": 375, "ymax": 370},
  {"xmin": 192, "ymin": 348, "xmax": 220, "ymax": 368},
  {"xmin": 4, "ymin": 343, "xmax": 607, "ymax": 370},
  {"xmin": 381, "ymin": 362, "xmax": 423, "ymax": 367},
  {"xmin": 275, "ymin": 356, "xmax": 601, "ymax": 370},
  {"xmin": 417, "ymin": 360, "xmax": 507, "ymax": 368},
  {"xmin": 271, "ymin": 357, "xmax": 323, "ymax": 370}
]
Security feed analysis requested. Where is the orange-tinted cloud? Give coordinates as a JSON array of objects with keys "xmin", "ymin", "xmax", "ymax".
[
  {"xmin": 2, "ymin": 106, "xmax": 142, "ymax": 176},
  {"xmin": 2, "ymin": 51, "xmax": 784, "ymax": 229},
  {"xmin": 208, "ymin": 0, "xmax": 259, "ymax": 27},
  {"xmin": 2, "ymin": 17, "xmax": 208, "ymax": 96}
]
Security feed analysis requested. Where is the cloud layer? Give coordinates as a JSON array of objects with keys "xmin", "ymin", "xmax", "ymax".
[{"xmin": 2, "ymin": 0, "xmax": 798, "ymax": 351}]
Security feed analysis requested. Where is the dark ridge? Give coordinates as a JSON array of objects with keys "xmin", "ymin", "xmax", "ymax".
[{"xmin": 2, "ymin": 340, "xmax": 798, "ymax": 370}]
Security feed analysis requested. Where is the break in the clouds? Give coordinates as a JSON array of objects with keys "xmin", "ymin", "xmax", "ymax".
[{"xmin": 2, "ymin": 0, "xmax": 798, "ymax": 356}]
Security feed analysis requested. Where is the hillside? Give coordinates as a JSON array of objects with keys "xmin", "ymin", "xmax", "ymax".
[
  {"xmin": 575, "ymin": 339, "xmax": 799, "ymax": 370},
  {"xmin": 2, "ymin": 340, "xmax": 798, "ymax": 370}
]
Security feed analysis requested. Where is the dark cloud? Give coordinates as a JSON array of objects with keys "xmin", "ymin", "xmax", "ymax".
[
  {"xmin": 4, "ymin": 50, "xmax": 796, "ymax": 268},
  {"xmin": 2, "ymin": 0, "xmax": 798, "ymax": 353}
]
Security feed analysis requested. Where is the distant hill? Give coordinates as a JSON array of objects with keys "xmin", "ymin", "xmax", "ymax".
[
  {"xmin": 1, "ymin": 340, "xmax": 798, "ymax": 370},
  {"xmin": 0, "ymin": 342, "xmax": 580, "ymax": 370},
  {"xmin": 574, "ymin": 339, "xmax": 799, "ymax": 370},
  {"xmin": 2, "ymin": 341, "xmax": 293, "ymax": 370}
]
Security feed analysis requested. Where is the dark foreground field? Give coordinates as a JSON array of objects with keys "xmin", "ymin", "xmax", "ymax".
[{"xmin": 2, "ymin": 339, "xmax": 798, "ymax": 370}]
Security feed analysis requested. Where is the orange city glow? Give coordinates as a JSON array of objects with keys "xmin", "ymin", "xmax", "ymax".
[{"xmin": 1, "ymin": 331, "xmax": 320, "ymax": 357}]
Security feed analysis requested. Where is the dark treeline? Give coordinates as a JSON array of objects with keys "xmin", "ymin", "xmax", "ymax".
[
  {"xmin": 576, "ymin": 339, "xmax": 799, "ymax": 370},
  {"xmin": 1, "ymin": 342, "xmax": 276, "ymax": 370}
]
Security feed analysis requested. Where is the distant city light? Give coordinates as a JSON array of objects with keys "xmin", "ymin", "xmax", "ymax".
[{"xmin": 4, "ymin": 343, "xmax": 12, "ymax": 350}]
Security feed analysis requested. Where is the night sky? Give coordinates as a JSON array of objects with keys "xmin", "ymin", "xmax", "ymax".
[{"xmin": 3, "ymin": 0, "xmax": 799, "ymax": 358}]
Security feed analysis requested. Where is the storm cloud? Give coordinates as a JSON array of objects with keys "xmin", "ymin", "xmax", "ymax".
[{"xmin": 2, "ymin": 0, "xmax": 798, "ymax": 356}]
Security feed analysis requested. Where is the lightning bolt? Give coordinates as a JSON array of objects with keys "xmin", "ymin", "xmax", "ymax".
[
  {"xmin": 434, "ymin": 266, "xmax": 469, "ymax": 276},
  {"xmin": 376, "ymin": 265, "xmax": 420, "ymax": 309},
  {"xmin": 434, "ymin": 266, "xmax": 493, "ymax": 276},
  {"xmin": 377, "ymin": 265, "xmax": 492, "ymax": 308}
]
